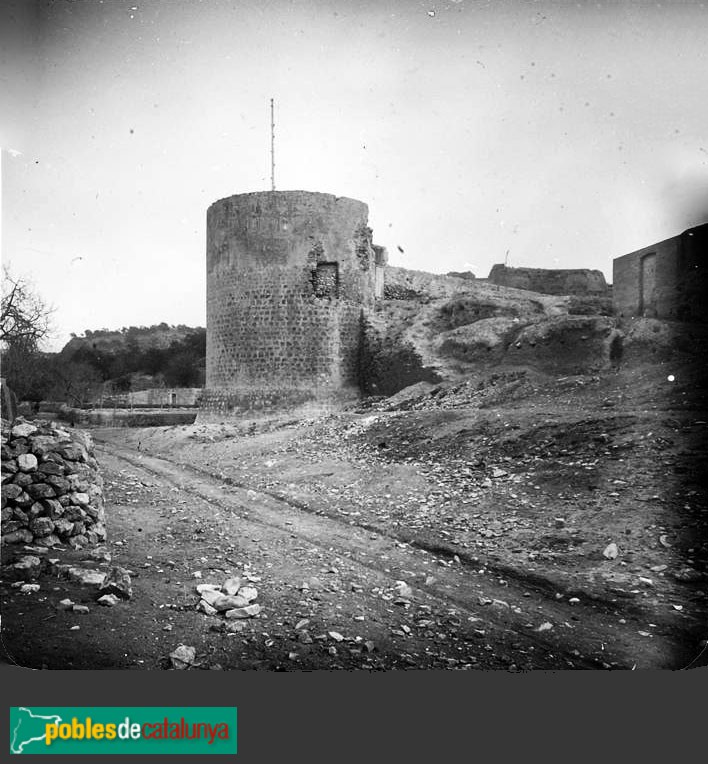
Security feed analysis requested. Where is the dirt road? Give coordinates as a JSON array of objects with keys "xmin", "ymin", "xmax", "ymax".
[
  {"xmin": 2, "ymin": 363, "xmax": 706, "ymax": 670},
  {"xmin": 1, "ymin": 425, "xmax": 702, "ymax": 669}
]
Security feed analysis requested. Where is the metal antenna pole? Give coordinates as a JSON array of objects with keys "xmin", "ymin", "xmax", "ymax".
[{"xmin": 270, "ymin": 98, "xmax": 275, "ymax": 191}]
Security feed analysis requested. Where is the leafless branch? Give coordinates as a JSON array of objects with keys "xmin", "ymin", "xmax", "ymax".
[{"xmin": 0, "ymin": 266, "xmax": 54, "ymax": 349}]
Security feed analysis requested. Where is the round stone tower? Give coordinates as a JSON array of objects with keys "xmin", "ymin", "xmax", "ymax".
[{"xmin": 202, "ymin": 190, "xmax": 377, "ymax": 418}]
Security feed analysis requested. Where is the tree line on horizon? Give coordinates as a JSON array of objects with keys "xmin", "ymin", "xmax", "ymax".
[{"xmin": 1, "ymin": 267, "xmax": 205, "ymax": 406}]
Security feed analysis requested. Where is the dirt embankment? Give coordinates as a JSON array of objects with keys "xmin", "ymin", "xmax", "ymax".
[{"xmin": 83, "ymin": 359, "xmax": 708, "ymax": 669}]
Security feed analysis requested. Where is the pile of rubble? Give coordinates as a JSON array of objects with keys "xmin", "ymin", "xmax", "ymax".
[
  {"xmin": 195, "ymin": 574, "xmax": 261, "ymax": 620},
  {"xmin": 1, "ymin": 418, "xmax": 106, "ymax": 547}
]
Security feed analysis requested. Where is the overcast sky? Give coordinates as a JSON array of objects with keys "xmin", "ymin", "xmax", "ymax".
[{"xmin": 2, "ymin": 0, "xmax": 708, "ymax": 351}]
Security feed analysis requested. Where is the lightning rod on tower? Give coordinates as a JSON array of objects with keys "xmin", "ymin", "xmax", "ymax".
[{"xmin": 270, "ymin": 98, "xmax": 275, "ymax": 191}]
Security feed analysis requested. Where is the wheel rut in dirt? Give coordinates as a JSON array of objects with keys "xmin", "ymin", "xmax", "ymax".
[{"xmin": 94, "ymin": 438, "xmax": 685, "ymax": 669}]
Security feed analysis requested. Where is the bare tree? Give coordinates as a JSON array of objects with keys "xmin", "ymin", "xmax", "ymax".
[
  {"xmin": 1, "ymin": 267, "xmax": 54, "ymax": 403},
  {"xmin": 1, "ymin": 266, "xmax": 53, "ymax": 349}
]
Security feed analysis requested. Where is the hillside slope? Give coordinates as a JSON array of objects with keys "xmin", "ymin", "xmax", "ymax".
[{"xmin": 61, "ymin": 325, "xmax": 204, "ymax": 357}]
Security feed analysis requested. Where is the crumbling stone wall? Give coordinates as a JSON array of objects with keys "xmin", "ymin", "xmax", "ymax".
[
  {"xmin": 1, "ymin": 418, "xmax": 106, "ymax": 547},
  {"xmin": 383, "ymin": 267, "xmax": 477, "ymax": 301},
  {"xmin": 204, "ymin": 191, "xmax": 378, "ymax": 418},
  {"xmin": 487, "ymin": 265, "xmax": 609, "ymax": 296}
]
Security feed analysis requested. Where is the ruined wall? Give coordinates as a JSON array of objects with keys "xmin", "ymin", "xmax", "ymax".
[
  {"xmin": 613, "ymin": 224, "xmax": 708, "ymax": 321},
  {"xmin": 204, "ymin": 191, "xmax": 377, "ymax": 418},
  {"xmin": 487, "ymin": 265, "xmax": 608, "ymax": 296},
  {"xmin": 383, "ymin": 266, "xmax": 478, "ymax": 301}
]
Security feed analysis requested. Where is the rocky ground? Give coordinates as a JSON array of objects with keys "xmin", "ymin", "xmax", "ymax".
[{"xmin": 1, "ymin": 360, "xmax": 707, "ymax": 670}]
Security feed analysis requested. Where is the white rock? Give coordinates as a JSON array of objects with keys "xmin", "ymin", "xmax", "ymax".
[
  {"xmin": 196, "ymin": 583, "xmax": 221, "ymax": 594},
  {"xmin": 212, "ymin": 594, "xmax": 250, "ymax": 612},
  {"xmin": 603, "ymin": 543, "xmax": 619, "ymax": 560},
  {"xmin": 394, "ymin": 581, "xmax": 413, "ymax": 599},
  {"xmin": 169, "ymin": 644, "xmax": 196, "ymax": 669},
  {"xmin": 12, "ymin": 423, "xmax": 38, "ymax": 438},
  {"xmin": 97, "ymin": 594, "xmax": 120, "ymax": 607},
  {"xmin": 198, "ymin": 600, "xmax": 218, "ymax": 616},
  {"xmin": 17, "ymin": 453, "xmax": 38, "ymax": 472},
  {"xmin": 236, "ymin": 585, "xmax": 258, "ymax": 602},
  {"xmin": 222, "ymin": 577, "xmax": 242, "ymax": 596},
  {"xmin": 199, "ymin": 588, "xmax": 224, "ymax": 607},
  {"xmin": 13, "ymin": 555, "xmax": 42, "ymax": 571},
  {"xmin": 224, "ymin": 604, "xmax": 261, "ymax": 619}
]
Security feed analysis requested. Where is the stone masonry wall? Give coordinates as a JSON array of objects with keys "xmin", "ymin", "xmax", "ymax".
[
  {"xmin": 205, "ymin": 191, "xmax": 377, "ymax": 415},
  {"xmin": 487, "ymin": 265, "xmax": 608, "ymax": 295},
  {"xmin": 207, "ymin": 269, "xmax": 364, "ymax": 389},
  {"xmin": 1, "ymin": 418, "xmax": 106, "ymax": 547}
]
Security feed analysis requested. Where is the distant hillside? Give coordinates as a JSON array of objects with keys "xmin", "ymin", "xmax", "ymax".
[
  {"xmin": 61, "ymin": 323, "xmax": 203, "ymax": 356},
  {"xmin": 60, "ymin": 323, "xmax": 206, "ymax": 392}
]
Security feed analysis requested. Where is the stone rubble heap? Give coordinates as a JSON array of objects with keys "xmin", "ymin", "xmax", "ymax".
[
  {"xmin": 1, "ymin": 418, "xmax": 106, "ymax": 547},
  {"xmin": 195, "ymin": 574, "xmax": 261, "ymax": 621}
]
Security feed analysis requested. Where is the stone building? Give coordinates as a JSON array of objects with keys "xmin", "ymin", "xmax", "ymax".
[
  {"xmin": 103, "ymin": 387, "xmax": 202, "ymax": 408},
  {"xmin": 613, "ymin": 223, "xmax": 708, "ymax": 321},
  {"xmin": 202, "ymin": 190, "xmax": 385, "ymax": 418},
  {"xmin": 487, "ymin": 265, "xmax": 608, "ymax": 296}
]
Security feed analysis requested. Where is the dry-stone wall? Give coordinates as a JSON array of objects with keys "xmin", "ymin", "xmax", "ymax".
[{"xmin": 1, "ymin": 418, "xmax": 106, "ymax": 547}]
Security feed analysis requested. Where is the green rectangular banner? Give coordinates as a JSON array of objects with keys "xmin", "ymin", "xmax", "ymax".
[{"xmin": 9, "ymin": 707, "xmax": 237, "ymax": 755}]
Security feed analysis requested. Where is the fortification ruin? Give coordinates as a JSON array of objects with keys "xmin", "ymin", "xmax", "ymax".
[
  {"xmin": 487, "ymin": 265, "xmax": 608, "ymax": 296},
  {"xmin": 613, "ymin": 223, "xmax": 708, "ymax": 321},
  {"xmin": 202, "ymin": 190, "xmax": 385, "ymax": 418}
]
